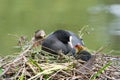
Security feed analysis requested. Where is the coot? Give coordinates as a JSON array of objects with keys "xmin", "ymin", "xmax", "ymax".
[
  {"xmin": 41, "ymin": 30, "xmax": 84, "ymax": 55},
  {"xmin": 32, "ymin": 29, "xmax": 91, "ymax": 61}
]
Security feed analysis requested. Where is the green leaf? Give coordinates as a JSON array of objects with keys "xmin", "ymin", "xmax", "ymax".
[
  {"xmin": 18, "ymin": 74, "xmax": 24, "ymax": 80},
  {"xmin": 0, "ymin": 67, "xmax": 3, "ymax": 74},
  {"xmin": 29, "ymin": 58, "xmax": 43, "ymax": 72},
  {"xmin": 90, "ymin": 60, "xmax": 112, "ymax": 80}
]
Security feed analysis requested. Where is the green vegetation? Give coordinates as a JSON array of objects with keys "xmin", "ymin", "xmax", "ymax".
[
  {"xmin": 0, "ymin": 67, "xmax": 3, "ymax": 74},
  {"xmin": 28, "ymin": 58, "xmax": 43, "ymax": 72}
]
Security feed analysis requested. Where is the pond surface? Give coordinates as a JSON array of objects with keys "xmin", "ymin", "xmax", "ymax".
[{"xmin": 0, "ymin": 0, "xmax": 120, "ymax": 56}]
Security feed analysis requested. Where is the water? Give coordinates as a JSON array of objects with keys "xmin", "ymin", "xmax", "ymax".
[{"xmin": 0, "ymin": 0, "xmax": 120, "ymax": 56}]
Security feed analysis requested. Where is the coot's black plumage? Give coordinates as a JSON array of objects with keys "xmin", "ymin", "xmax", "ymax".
[
  {"xmin": 67, "ymin": 30, "xmax": 84, "ymax": 46},
  {"xmin": 41, "ymin": 30, "xmax": 84, "ymax": 54}
]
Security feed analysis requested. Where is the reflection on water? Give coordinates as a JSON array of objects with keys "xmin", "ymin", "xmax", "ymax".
[
  {"xmin": 109, "ymin": 4, "xmax": 120, "ymax": 17},
  {"xmin": 108, "ymin": 4, "xmax": 120, "ymax": 54},
  {"xmin": 88, "ymin": 4, "xmax": 120, "ymax": 54}
]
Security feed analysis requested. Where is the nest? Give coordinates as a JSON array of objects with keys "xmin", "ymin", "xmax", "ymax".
[{"xmin": 0, "ymin": 36, "xmax": 120, "ymax": 80}]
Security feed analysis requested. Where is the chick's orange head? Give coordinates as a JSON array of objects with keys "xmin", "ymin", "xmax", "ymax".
[{"xmin": 74, "ymin": 43, "xmax": 85, "ymax": 52}]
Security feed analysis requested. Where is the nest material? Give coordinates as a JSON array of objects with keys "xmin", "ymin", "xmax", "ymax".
[{"xmin": 0, "ymin": 36, "xmax": 120, "ymax": 80}]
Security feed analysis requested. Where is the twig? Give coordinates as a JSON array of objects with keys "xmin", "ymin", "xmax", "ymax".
[
  {"xmin": 79, "ymin": 55, "xmax": 96, "ymax": 74},
  {"xmin": 95, "ymin": 45, "xmax": 109, "ymax": 54},
  {"xmin": 61, "ymin": 70, "xmax": 71, "ymax": 76},
  {"xmin": 13, "ymin": 68, "xmax": 23, "ymax": 79},
  {"xmin": 0, "ymin": 66, "xmax": 10, "ymax": 77},
  {"xmin": 73, "ymin": 68, "xmax": 89, "ymax": 79},
  {"xmin": 47, "ymin": 69, "xmax": 62, "ymax": 80},
  {"xmin": 26, "ymin": 62, "xmax": 37, "ymax": 74},
  {"xmin": 4, "ymin": 44, "xmax": 32, "ymax": 67},
  {"xmin": 28, "ymin": 63, "xmax": 71, "ymax": 80}
]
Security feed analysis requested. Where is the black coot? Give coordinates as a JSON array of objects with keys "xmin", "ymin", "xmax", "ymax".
[
  {"xmin": 41, "ymin": 29, "xmax": 91, "ymax": 61},
  {"xmin": 41, "ymin": 30, "xmax": 84, "ymax": 54}
]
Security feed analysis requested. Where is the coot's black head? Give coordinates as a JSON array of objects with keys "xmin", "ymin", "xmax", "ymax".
[
  {"xmin": 53, "ymin": 30, "xmax": 71, "ymax": 44},
  {"xmin": 74, "ymin": 50, "xmax": 91, "ymax": 61}
]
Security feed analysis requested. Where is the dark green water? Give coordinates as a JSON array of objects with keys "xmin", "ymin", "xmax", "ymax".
[{"xmin": 0, "ymin": 0, "xmax": 120, "ymax": 56}]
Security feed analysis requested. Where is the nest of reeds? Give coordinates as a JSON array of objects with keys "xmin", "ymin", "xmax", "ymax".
[{"xmin": 0, "ymin": 30, "xmax": 120, "ymax": 80}]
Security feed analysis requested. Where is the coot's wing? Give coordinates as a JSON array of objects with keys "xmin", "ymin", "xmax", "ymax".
[{"xmin": 41, "ymin": 35, "xmax": 69, "ymax": 54}]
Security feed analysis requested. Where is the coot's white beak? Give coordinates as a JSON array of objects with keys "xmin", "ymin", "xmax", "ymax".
[{"xmin": 68, "ymin": 36, "xmax": 73, "ymax": 48}]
